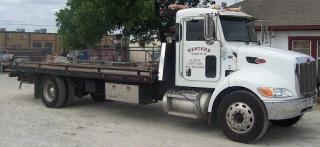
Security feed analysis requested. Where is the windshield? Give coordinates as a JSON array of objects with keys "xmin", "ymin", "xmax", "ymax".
[{"xmin": 220, "ymin": 16, "xmax": 258, "ymax": 43}]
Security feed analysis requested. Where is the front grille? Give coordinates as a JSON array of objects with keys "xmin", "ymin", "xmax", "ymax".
[{"xmin": 296, "ymin": 61, "xmax": 316, "ymax": 96}]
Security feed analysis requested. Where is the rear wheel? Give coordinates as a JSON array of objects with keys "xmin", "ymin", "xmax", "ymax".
[
  {"xmin": 217, "ymin": 90, "xmax": 268, "ymax": 143},
  {"xmin": 62, "ymin": 77, "xmax": 76, "ymax": 107},
  {"xmin": 41, "ymin": 75, "xmax": 66, "ymax": 108},
  {"xmin": 269, "ymin": 115, "xmax": 303, "ymax": 127}
]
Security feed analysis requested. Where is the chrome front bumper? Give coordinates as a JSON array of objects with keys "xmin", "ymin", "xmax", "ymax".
[{"xmin": 264, "ymin": 95, "xmax": 317, "ymax": 120}]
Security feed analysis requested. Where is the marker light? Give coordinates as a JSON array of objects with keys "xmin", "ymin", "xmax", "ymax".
[
  {"xmin": 255, "ymin": 59, "xmax": 266, "ymax": 64},
  {"xmin": 225, "ymin": 7, "xmax": 242, "ymax": 12},
  {"xmin": 212, "ymin": 6, "xmax": 220, "ymax": 10},
  {"xmin": 224, "ymin": 7, "xmax": 247, "ymax": 14},
  {"xmin": 168, "ymin": 4, "xmax": 190, "ymax": 10}
]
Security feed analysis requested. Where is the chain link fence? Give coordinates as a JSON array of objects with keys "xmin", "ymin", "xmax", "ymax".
[
  {"xmin": 68, "ymin": 46, "xmax": 161, "ymax": 68},
  {"xmin": 4, "ymin": 48, "xmax": 52, "ymax": 62}
]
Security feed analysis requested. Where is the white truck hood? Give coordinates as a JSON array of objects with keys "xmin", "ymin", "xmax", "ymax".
[
  {"xmin": 238, "ymin": 45, "xmax": 310, "ymax": 60},
  {"xmin": 231, "ymin": 44, "xmax": 313, "ymax": 93},
  {"xmin": 225, "ymin": 42, "xmax": 310, "ymax": 58},
  {"xmin": 235, "ymin": 44, "xmax": 312, "ymax": 72}
]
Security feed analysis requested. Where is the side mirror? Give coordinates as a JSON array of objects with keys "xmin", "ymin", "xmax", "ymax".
[
  {"xmin": 256, "ymin": 20, "xmax": 268, "ymax": 44},
  {"xmin": 204, "ymin": 15, "xmax": 215, "ymax": 45}
]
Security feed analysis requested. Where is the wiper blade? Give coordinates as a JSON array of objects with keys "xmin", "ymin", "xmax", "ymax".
[
  {"xmin": 229, "ymin": 39, "xmax": 246, "ymax": 42},
  {"xmin": 228, "ymin": 40, "xmax": 250, "ymax": 44}
]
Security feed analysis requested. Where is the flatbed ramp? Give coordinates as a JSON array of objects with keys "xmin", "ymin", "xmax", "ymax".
[{"xmin": 6, "ymin": 62, "xmax": 157, "ymax": 84}]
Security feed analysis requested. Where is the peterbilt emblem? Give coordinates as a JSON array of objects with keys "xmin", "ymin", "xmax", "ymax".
[{"xmin": 306, "ymin": 58, "xmax": 311, "ymax": 64}]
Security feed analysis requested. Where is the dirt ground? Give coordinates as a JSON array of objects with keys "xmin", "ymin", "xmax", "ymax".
[{"xmin": 1, "ymin": 73, "xmax": 320, "ymax": 147}]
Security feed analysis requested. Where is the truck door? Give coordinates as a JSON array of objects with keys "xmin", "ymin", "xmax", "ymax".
[{"xmin": 181, "ymin": 17, "xmax": 221, "ymax": 81}]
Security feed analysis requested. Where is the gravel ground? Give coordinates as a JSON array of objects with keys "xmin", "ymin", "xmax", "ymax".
[{"xmin": 0, "ymin": 73, "xmax": 320, "ymax": 147}]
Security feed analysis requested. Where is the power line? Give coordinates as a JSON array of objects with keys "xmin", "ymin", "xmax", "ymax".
[
  {"xmin": 0, "ymin": 23, "xmax": 56, "ymax": 26},
  {"xmin": 0, "ymin": 20, "xmax": 56, "ymax": 24}
]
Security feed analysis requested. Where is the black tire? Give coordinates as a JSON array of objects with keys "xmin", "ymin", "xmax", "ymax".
[
  {"xmin": 217, "ymin": 90, "xmax": 268, "ymax": 143},
  {"xmin": 41, "ymin": 75, "xmax": 66, "ymax": 108},
  {"xmin": 62, "ymin": 77, "xmax": 76, "ymax": 107},
  {"xmin": 90, "ymin": 93, "xmax": 106, "ymax": 102},
  {"xmin": 269, "ymin": 115, "xmax": 303, "ymax": 127}
]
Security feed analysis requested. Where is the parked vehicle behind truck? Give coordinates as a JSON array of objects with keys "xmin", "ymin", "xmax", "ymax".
[
  {"xmin": 3, "ymin": 4, "xmax": 318, "ymax": 143},
  {"xmin": 0, "ymin": 49, "xmax": 14, "ymax": 72}
]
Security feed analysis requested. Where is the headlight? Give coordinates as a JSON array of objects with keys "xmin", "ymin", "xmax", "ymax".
[{"xmin": 258, "ymin": 88, "xmax": 292, "ymax": 98}]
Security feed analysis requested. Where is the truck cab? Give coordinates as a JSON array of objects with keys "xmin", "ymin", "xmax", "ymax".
[{"xmin": 160, "ymin": 5, "xmax": 317, "ymax": 143}]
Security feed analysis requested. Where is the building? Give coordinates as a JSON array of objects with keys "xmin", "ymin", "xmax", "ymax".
[
  {"xmin": 0, "ymin": 28, "xmax": 122, "ymax": 56},
  {"xmin": 231, "ymin": 0, "xmax": 320, "ymax": 70},
  {"xmin": 0, "ymin": 29, "xmax": 62, "ymax": 54},
  {"xmin": 128, "ymin": 40, "xmax": 161, "ymax": 63},
  {"xmin": 97, "ymin": 35, "xmax": 123, "ymax": 49}
]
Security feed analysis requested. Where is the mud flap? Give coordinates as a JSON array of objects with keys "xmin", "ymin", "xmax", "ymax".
[{"xmin": 34, "ymin": 74, "xmax": 43, "ymax": 99}]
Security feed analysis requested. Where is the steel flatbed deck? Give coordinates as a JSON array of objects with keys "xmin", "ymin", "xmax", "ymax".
[{"xmin": 5, "ymin": 62, "xmax": 157, "ymax": 84}]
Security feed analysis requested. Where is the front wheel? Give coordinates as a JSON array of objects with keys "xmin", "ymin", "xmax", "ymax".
[
  {"xmin": 269, "ymin": 115, "xmax": 303, "ymax": 127},
  {"xmin": 217, "ymin": 90, "xmax": 269, "ymax": 143}
]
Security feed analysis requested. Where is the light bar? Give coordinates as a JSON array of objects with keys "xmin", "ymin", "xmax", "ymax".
[{"xmin": 168, "ymin": 4, "xmax": 190, "ymax": 10}]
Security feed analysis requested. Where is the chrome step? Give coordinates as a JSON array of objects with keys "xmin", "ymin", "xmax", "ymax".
[{"xmin": 168, "ymin": 111, "xmax": 198, "ymax": 119}]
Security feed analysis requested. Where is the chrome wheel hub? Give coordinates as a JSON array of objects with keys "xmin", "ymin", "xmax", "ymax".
[
  {"xmin": 44, "ymin": 81, "xmax": 55, "ymax": 102},
  {"xmin": 226, "ymin": 102, "xmax": 254, "ymax": 133}
]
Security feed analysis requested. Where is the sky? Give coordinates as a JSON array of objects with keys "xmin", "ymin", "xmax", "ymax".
[{"xmin": 0, "ymin": 0, "xmax": 241, "ymax": 33}]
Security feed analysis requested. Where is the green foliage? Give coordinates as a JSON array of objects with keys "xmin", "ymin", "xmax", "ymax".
[{"xmin": 56, "ymin": 0, "xmax": 215, "ymax": 49}]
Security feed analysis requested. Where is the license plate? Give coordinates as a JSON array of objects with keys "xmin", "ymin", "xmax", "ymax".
[{"xmin": 307, "ymin": 98, "xmax": 313, "ymax": 107}]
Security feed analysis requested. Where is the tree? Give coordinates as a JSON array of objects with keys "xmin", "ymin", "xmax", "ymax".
[{"xmin": 56, "ymin": 0, "xmax": 215, "ymax": 49}]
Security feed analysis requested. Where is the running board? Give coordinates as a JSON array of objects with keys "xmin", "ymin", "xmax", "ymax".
[{"xmin": 168, "ymin": 111, "xmax": 198, "ymax": 119}]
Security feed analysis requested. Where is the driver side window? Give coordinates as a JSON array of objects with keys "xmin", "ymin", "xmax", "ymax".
[{"xmin": 186, "ymin": 19, "xmax": 215, "ymax": 41}]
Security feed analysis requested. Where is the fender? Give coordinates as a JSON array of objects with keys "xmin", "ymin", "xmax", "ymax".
[
  {"xmin": 207, "ymin": 75, "xmax": 230, "ymax": 112},
  {"xmin": 208, "ymin": 68, "xmax": 295, "ymax": 112}
]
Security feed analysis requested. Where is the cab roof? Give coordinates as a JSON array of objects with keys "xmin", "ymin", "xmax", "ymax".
[{"xmin": 176, "ymin": 8, "xmax": 253, "ymax": 19}]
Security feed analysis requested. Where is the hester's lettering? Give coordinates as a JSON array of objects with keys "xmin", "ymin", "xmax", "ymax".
[{"xmin": 187, "ymin": 47, "xmax": 211, "ymax": 53}]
